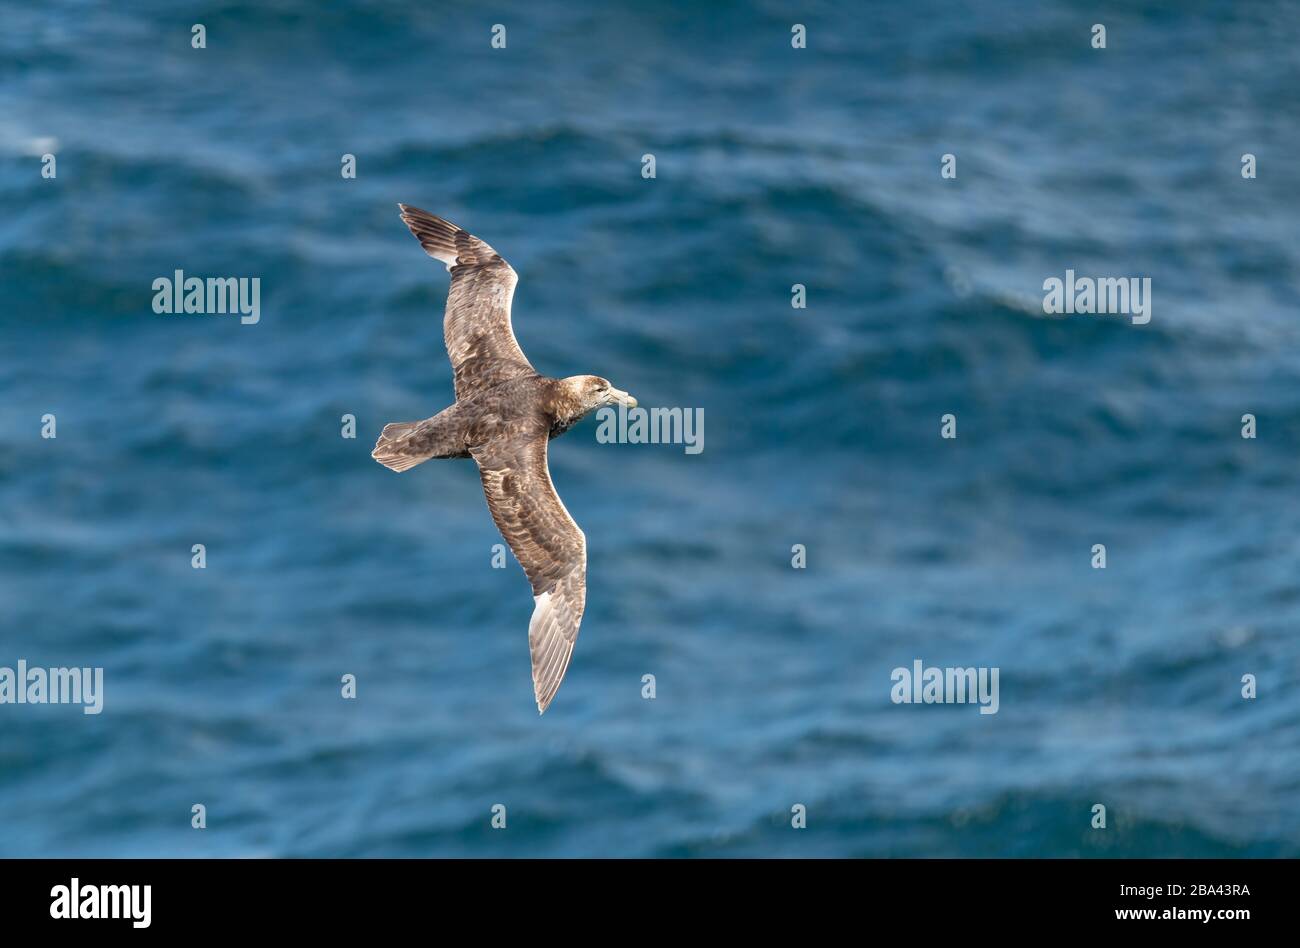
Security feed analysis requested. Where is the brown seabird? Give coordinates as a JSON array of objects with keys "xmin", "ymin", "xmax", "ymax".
[{"xmin": 372, "ymin": 205, "xmax": 637, "ymax": 714}]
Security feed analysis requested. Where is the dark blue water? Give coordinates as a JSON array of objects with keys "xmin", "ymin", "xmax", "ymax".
[{"xmin": 2, "ymin": 0, "xmax": 1298, "ymax": 856}]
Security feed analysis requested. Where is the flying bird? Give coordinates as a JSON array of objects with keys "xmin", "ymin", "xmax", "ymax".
[{"xmin": 373, "ymin": 205, "xmax": 637, "ymax": 714}]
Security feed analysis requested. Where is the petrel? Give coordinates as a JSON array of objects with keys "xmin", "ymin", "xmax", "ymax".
[{"xmin": 372, "ymin": 206, "xmax": 637, "ymax": 714}]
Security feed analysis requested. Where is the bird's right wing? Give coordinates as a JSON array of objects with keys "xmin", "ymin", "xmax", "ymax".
[
  {"xmin": 398, "ymin": 205, "xmax": 536, "ymax": 400},
  {"xmin": 473, "ymin": 433, "xmax": 587, "ymax": 714}
]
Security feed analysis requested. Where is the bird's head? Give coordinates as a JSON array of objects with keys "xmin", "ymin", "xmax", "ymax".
[{"xmin": 565, "ymin": 375, "xmax": 637, "ymax": 415}]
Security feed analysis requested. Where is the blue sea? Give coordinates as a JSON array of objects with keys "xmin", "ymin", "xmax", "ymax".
[{"xmin": 1, "ymin": 0, "xmax": 1298, "ymax": 857}]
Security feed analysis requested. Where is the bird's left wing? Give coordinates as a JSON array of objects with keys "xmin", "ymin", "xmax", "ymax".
[
  {"xmin": 473, "ymin": 433, "xmax": 587, "ymax": 714},
  {"xmin": 398, "ymin": 205, "xmax": 536, "ymax": 400}
]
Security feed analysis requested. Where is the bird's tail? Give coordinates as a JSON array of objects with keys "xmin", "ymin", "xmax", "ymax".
[{"xmin": 372, "ymin": 421, "xmax": 434, "ymax": 473}]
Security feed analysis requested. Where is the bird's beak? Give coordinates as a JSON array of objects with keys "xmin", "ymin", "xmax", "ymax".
[{"xmin": 612, "ymin": 388, "xmax": 637, "ymax": 409}]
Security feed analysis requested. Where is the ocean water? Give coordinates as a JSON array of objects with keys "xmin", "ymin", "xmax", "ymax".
[{"xmin": 1, "ymin": 0, "xmax": 1298, "ymax": 857}]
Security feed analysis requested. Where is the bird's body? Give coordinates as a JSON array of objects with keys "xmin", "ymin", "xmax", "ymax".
[
  {"xmin": 377, "ymin": 374, "xmax": 606, "ymax": 465},
  {"xmin": 372, "ymin": 206, "xmax": 636, "ymax": 714}
]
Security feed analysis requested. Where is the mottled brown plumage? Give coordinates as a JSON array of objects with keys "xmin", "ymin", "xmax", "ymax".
[{"xmin": 373, "ymin": 206, "xmax": 636, "ymax": 713}]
